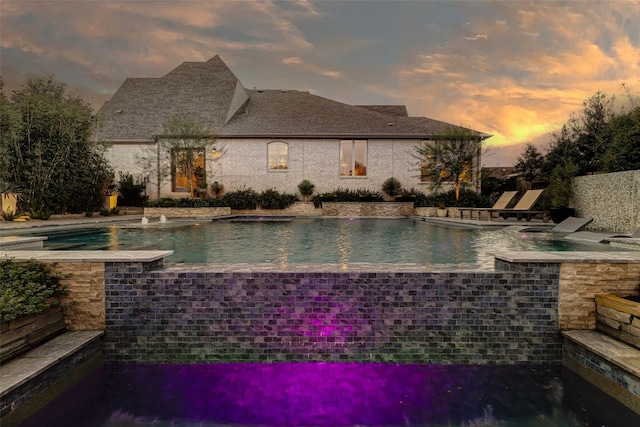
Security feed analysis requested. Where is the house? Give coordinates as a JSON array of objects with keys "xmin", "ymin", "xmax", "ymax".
[{"xmin": 96, "ymin": 55, "xmax": 489, "ymax": 200}]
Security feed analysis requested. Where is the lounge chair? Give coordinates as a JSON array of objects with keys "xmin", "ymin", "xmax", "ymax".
[
  {"xmin": 458, "ymin": 191, "xmax": 518, "ymax": 220},
  {"xmin": 481, "ymin": 189, "xmax": 547, "ymax": 221},
  {"xmin": 504, "ymin": 216, "xmax": 593, "ymax": 233},
  {"xmin": 556, "ymin": 226, "xmax": 640, "ymax": 243}
]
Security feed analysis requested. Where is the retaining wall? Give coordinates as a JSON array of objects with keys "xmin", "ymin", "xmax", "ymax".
[{"xmin": 574, "ymin": 169, "xmax": 640, "ymax": 234}]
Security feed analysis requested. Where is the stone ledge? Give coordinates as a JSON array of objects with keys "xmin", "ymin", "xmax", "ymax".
[
  {"xmin": 0, "ymin": 250, "xmax": 172, "ymax": 263},
  {"xmin": 0, "ymin": 330, "xmax": 103, "ymax": 399},
  {"xmin": 492, "ymin": 251, "xmax": 640, "ymax": 264},
  {"xmin": 562, "ymin": 330, "xmax": 640, "ymax": 378}
]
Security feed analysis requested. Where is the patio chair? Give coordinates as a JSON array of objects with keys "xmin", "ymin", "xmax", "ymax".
[
  {"xmin": 458, "ymin": 191, "xmax": 518, "ymax": 220},
  {"xmin": 476, "ymin": 189, "xmax": 546, "ymax": 221},
  {"xmin": 508, "ymin": 216, "xmax": 593, "ymax": 233}
]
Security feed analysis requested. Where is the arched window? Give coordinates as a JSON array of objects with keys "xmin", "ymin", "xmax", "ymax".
[{"xmin": 268, "ymin": 142, "xmax": 288, "ymax": 170}]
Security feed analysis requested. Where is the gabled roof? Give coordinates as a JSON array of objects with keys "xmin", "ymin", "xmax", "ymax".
[{"xmin": 96, "ymin": 55, "xmax": 489, "ymax": 141}]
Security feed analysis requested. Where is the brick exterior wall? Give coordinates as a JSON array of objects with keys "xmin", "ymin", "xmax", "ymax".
[
  {"xmin": 103, "ymin": 261, "xmax": 561, "ymax": 364},
  {"xmin": 108, "ymin": 138, "xmax": 480, "ymax": 201}
]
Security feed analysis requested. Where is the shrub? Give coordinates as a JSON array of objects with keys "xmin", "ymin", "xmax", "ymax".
[
  {"xmin": 382, "ymin": 177, "xmax": 403, "ymax": 198},
  {"xmin": 223, "ymin": 187, "xmax": 259, "ymax": 210},
  {"xmin": 333, "ymin": 188, "xmax": 383, "ymax": 202},
  {"xmin": 259, "ymin": 188, "xmax": 298, "ymax": 210},
  {"xmin": 1, "ymin": 211, "xmax": 17, "ymax": 221},
  {"xmin": 0, "ymin": 258, "xmax": 67, "ymax": 322},
  {"xmin": 297, "ymin": 180, "xmax": 315, "ymax": 199},
  {"xmin": 117, "ymin": 172, "xmax": 148, "ymax": 207},
  {"xmin": 414, "ymin": 188, "xmax": 492, "ymax": 208},
  {"xmin": 29, "ymin": 209, "xmax": 52, "ymax": 220}
]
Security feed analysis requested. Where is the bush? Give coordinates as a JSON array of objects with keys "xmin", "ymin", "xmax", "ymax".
[
  {"xmin": 1, "ymin": 210, "xmax": 17, "ymax": 221},
  {"xmin": 117, "ymin": 172, "xmax": 148, "ymax": 207},
  {"xmin": 259, "ymin": 188, "xmax": 298, "ymax": 210},
  {"xmin": 297, "ymin": 180, "xmax": 315, "ymax": 199},
  {"xmin": 382, "ymin": 177, "xmax": 403, "ymax": 198},
  {"xmin": 29, "ymin": 209, "xmax": 52, "ymax": 220},
  {"xmin": 223, "ymin": 187, "xmax": 259, "ymax": 210},
  {"xmin": 0, "ymin": 258, "xmax": 67, "ymax": 322},
  {"xmin": 332, "ymin": 187, "xmax": 384, "ymax": 202},
  {"xmin": 414, "ymin": 188, "xmax": 492, "ymax": 208}
]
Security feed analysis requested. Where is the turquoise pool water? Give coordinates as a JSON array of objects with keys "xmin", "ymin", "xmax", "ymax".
[
  {"xmin": 21, "ymin": 363, "xmax": 639, "ymax": 426},
  {"xmin": 39, "ymin": 217, "xmax": 625, "ymax": 267}
]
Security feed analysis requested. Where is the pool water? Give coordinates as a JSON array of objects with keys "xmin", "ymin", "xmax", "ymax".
[
  {"xmin": 39, "ymin": 218, "xmax": 625, "ymax": 267},
  {"xmin": 21, "ymin": 363, "xmax": 640, "ymax": 426}
]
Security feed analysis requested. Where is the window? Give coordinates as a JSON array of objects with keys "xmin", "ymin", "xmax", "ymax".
[
  {"xmin": 172, "ymin": 149, "xmax": 205, "ymax": 192},
  {"xmin": 268, "ymin": 142, "xmax": 288, "ymax": 170},
  {"xmin": 340, "ymin": 140, "xmax": 367, "ymax": 176}
]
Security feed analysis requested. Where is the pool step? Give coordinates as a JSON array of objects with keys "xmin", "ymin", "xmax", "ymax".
[{"xmin": 0, "ymin": 331, "xmax": 104, "ymax": 426}]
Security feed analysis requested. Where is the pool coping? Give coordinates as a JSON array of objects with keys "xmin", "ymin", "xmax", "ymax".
[{"xmin": 0, "ymin": 331, "xmax": 103, "ymax": 399}]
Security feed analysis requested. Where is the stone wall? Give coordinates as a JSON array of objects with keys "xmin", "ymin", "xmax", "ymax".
[
  {"xmin": 103, "ymin": 261, "xmax": 561, "ymax": 365},
  {"xmin": 51, "ymin": 262, "xmax": 107, "ymax": 331},
  {"xmin": 558, "ymin": 262, "xmax": 640, "ymax": 330},
  {"xmin": 574, "ymin": 169, "xmax": 640, "ymax": 234},
  {"xmin": 321, "ymin": 202, "xmax": 415, "ymax": 217},
  {"xmin": 233, "ymin": 202, "xmax": 318, "ymax": 216},
  {"xmin": 143, "ymin": 207, "xmax": 231, "ymax": 218},
  {"xmin": 595, "ymin": 294, "xmax": 640, "ymax": 349}
]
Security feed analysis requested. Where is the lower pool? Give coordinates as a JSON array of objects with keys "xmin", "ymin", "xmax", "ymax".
[
  {"xmin": 38, "ymin": 217, "xmax": 626, "ymax": 267},
  {"xmin": 20, "ymin": 363, "xmax": 639, "ymax": 426}
]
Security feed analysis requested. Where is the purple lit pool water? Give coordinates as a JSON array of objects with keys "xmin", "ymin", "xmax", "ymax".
[{"xmin": 21, "ymin": 363, "xmax": 639, "ymax": 426}]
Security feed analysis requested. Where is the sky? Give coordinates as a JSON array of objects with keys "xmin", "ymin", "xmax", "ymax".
[{"xmin": 1, "ymin": 0, "xmax": 639, "ymax": 166}]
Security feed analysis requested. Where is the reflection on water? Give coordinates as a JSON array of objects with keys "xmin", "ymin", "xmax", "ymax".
[
  {"xmin": 40, "ymin": 218, "xmax": 629, "ymax": 267},
  {"xmin": 21, "ymin": 363, "xmax": 640, "ymax": 427}
]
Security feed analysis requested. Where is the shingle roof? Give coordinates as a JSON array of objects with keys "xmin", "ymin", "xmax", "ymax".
[{"xmin": 96, "ymin": 55, "xmax": 489, "ymax": 141}]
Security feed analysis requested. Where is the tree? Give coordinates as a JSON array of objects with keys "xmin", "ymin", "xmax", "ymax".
[
  {"xmin": 514, "ymin": 143, "xmax": 544, "ymax": 182},
  {"xmin": 0, "ymin": 77, "xmax": 112, "ymax": 213},
  {"xmin": 414, "ymin": 126, "xmax": 482, "ymax": 201},
  {"xmin": 142, "ymin": 114, "xmax": 219, "ymax": 199},
  {"xmin": 570, "ymin": 91, "xmax": 615, "ymax": 174},
  {"xmin": 603, "ymin": 106, "xmax": 640, "ymax": 171}
]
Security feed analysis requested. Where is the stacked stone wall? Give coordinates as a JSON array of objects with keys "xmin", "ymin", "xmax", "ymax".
[
  {"xmin": 50, "ymin": 262, "xmax": 106, "ymax": 331},
  {"xmin": 143, "ymin": 207, "xmax": 231, "ymax": 218},
  {"xmin": 321, "ymin": 202, "xmax": 415, "ymax": 217},
  {"xmin": 558, "ymin": 262, "xmax": 640, "ymax": 330}
]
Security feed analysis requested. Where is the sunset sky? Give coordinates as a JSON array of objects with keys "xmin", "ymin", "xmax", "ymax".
[{"xmin": 1, "ymin": 0, "xmax": 639, "ymax": 166}]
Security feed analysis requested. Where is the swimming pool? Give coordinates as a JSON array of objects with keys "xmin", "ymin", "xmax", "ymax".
[
  {"xmin": 39, "ymin": 217, "xmax": 625, "ymax": 267},
  {"xmin": 20, "ymin": 362, "xmax": 640, "ymax": 426}
]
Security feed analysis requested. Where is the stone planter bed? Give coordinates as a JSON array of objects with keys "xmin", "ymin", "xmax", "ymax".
[
  {"xmin": 595, "ymin": 294, "xmax": 640, "ymax": 349},
  {"xmin": 1, "ymin": 307, "xmax": 66, "ymax": 364}
]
